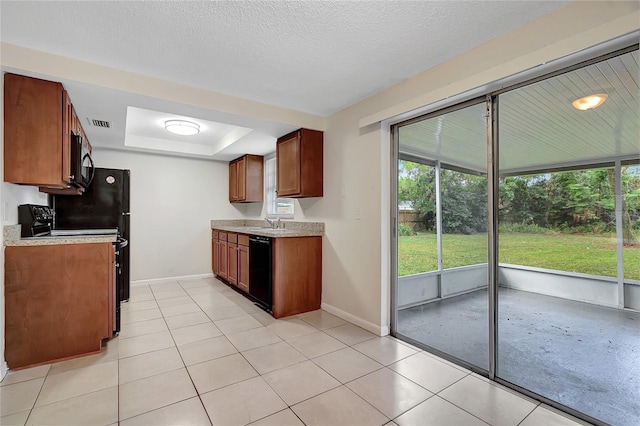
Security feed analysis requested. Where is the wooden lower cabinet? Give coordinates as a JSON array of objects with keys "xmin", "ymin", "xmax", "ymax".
[
  {"xmin": 4, "ymin": 242, "xmax": 114, "ymax": 369},
  {"xmin": 218, "ymin": 232, "xmax": 228, "ymax": 280},
  {"xmin": 211, "ymin": 229, "xmax": 322, "ymax": 317},
  {"xmin": 228, "ymin": 233, "xmax": 238, "ymax": 286},
  {"xmin": 272, "ymin": 236, "xmax": 322, "ymax": 318},
  {"xmin": 238, "ymin": 235, "xmax": 250, "ymax": 293},
  {"xmin": 212, "ymin": 239, "xmax": 219, "ymax": 274}
]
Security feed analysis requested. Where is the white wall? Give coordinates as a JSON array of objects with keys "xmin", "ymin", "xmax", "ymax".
[
  {"xmin": 1, "ymin": 1, "xmax": 637, "ymax": 343},
  {"xmin": 92, "ymin": 148, "xmax": 244, "ymax": 282},
  {"xmin": 245, "ymin": 110, "xmax": 388, "ymax": 334},
  {"xmin": 2, "ymin": 183, "xmax": 48, "ymax": 225},
  {"xmin": 312, "ymin": 2, "xmax": 639, "ymax": 335}
]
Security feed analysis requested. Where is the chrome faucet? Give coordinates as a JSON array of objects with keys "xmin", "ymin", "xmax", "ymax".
[{"xmin": 265, "ymin": 217, "xmax": 276, "ymax": 229}]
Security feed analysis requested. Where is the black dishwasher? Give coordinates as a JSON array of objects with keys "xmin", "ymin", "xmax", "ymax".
[{"xmin": 249, "ymin": 235, "xmax": 273, "ymax": 312}]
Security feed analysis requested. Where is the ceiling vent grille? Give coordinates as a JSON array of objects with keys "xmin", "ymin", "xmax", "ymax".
[{"xmin": 88, "ymin": 118, "xmax": 111, "ymax": 128}]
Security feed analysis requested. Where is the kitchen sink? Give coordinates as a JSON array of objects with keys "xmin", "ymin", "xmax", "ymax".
[{"xmin": 243, "ymin": 227, "xmax": 289, "ymax": 233}]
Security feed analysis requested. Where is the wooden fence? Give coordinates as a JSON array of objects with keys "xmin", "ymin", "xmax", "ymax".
[{"xmin": 399, "ymin": 210, "xmax": 422, "ymax": 230}]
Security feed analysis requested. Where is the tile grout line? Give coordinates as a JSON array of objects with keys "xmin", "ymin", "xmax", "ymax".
[
  {"xmin": 119, "ymin": 281, "xmax": 204, "ymax": 423},
  {"xmin": 160, "ymin": 282, "xmax": 213, "ymax": 424},
  {"xmin": 178, "ymin": 279, "xmax": 373, "ymax": 423},
  {"xmin": 172, "ymin": 279, "xmax": 233, "ymax": 426},
  {"xmin": 433, "ymin": 375, "xmax": 534, "ymax": 426},
  {"xmin": 5, "ymin": 370, "xmax": 47, "ymax": 424},
  {"xmin": 515, "ymin": 402, "xmax": 542, "ymax": 426},
  {"xmin": 13, "ymin": 278, "xmax": 555, "ymax": 426},
  {"xmin": 122, "ymin": 282, "xmax": 208, "ymax": 421}
]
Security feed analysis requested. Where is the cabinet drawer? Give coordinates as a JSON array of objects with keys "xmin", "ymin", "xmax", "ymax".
[
  {"xmin": 212, "ymin": 230, "xmax": 219, "ymax": 240},
  {"xmin": 238, "ymin": 234, "xmax": 249, "ymax": 246},
  {"xmin": 228, "ymin": 233, "xmax": 238, "ymax": 244},
  {"xmin": 219, "ymin": 232, "xmax": 227, "ymax": 241}
]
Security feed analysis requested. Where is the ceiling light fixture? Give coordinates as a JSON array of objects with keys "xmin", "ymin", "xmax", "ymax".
[
  {"xmin": 572, "ymin": 94, "xmax": 608, "ymax": 111},
  {"xmin": 164, "ymin": 120, "xmax": 200, "ymax": 136}
]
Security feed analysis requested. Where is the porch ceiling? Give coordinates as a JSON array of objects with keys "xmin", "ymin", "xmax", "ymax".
[{"xmin": 399, "ymin": 49, "xmax": 639, "ymax": 175}]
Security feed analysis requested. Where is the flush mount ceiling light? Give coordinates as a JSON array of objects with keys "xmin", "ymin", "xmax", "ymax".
[
  {"xmin": 164, "ymin": 120, "xmax": 200, "ymax": 136},
  {"xmin": 572, "ymin": 94, "xmax": 608, "ymax": 111}
]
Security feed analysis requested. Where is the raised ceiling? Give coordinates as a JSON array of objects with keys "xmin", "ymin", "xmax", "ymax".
[{"xmin": 1, "ymin": 1, "xmax": 571, "ymax": 160}]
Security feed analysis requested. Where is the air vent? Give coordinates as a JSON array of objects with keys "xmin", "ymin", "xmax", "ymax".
[{"xmin": 88, "ymin": 118, "xmax": 111, "ymax": 128}]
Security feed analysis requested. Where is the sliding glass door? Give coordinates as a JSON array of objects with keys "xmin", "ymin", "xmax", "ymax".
[
  {"xmin": 395, "ymin": 101, "xmax": 489, "ymax": 371},
  {"xmin": 496, "ymin": 48, "xmax": 640, "ymax": 426},
  {"xmin": 392, "ymin": 45, "xmax": 639, "ymax": 425}
]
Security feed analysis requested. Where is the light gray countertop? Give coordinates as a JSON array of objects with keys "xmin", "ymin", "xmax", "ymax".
[
  {"xmin": 4, "ymin": 225, "xmax": 117, "ymax": 246},
  {"xmin": 211, "ymin": 220, "xmax": 324, "ymax": 238}
]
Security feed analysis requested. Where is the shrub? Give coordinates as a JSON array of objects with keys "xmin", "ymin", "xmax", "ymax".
[{"xmin": 398, "ymin": 224, "xmax": 417, "ymax": 236}]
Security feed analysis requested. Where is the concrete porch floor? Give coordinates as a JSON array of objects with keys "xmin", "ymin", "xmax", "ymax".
[{"xmin": 397, "ymin": 287, "xmax": 640, "ymax": 426}]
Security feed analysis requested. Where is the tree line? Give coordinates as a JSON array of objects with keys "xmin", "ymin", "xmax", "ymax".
[{"xmin": 399, "ymin": 161, "xmax": 640, "ymax": 244}]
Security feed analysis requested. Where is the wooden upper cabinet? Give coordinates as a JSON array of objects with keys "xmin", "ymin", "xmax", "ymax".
[
  {"xmin": 276, "ymin": 133, "xmax": 300, "ymax": 196},
  {"xmin": 4, "ymin": 73, "xmax": 88, "ymax": 192},
  {"xmin": 276, "ymin": 128, "xmax": 323, "ymax": 198},
  {"xmin": 4, "ymin": 73, "xmax": 70, "ymax": 188},
  {"xmin": 237, "ymin": 157, "xmax": 246, "ymax": 201},
  {"xmin": 228, "ymin": 154, "xmax": 264, "ymax": 203},
  {"xmin": 229, "ymin": 161, "xmax": 238, "ymax": 201}
]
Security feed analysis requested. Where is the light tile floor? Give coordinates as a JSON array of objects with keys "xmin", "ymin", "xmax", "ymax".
[{"xmin": 0, "ymin": 277, "xmax": 591, "ymax": 426}]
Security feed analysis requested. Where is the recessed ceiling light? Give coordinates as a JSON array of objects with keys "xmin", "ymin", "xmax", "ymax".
[
  {"xmin": 572, "ymin": 94, "xmax": 608, "ymax": 111},
  {"xmin": 164, "ymin": 120, "xmax": 200, "ymax": 136}
]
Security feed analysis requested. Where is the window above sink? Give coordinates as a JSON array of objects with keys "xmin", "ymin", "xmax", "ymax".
[{"xmin": 265, "ymin": 157, "xmax": 294, "ymax": 217}]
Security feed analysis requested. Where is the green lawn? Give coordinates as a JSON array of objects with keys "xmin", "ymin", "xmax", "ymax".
[{"xmin": 398, "ymin": 232, "xmax": 640, "ymax": 280}]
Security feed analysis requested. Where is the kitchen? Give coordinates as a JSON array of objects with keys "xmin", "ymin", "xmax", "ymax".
[{"xmin": 1, "ymin": 2, "xmax": 638, "ymax": 425}]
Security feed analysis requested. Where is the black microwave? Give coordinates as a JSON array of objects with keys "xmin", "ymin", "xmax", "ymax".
[{"xmin": 70, "ymin": 133, "xmax": 94, "ymax": 189}]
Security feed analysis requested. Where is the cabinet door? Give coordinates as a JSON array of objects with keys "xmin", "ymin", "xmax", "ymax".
[
  {"xmin": 244, "ymin": 155, "xmax": 264, "ymax": 202},
  {"xmin": 238, "ymin": 244, "xmax": 249, "ymax": 293},
  {"xmin": 3, "ymin": 74, "xmax": 66, "ymax": 187},
  {"xmin": 109, "ymin": 245, "xmax": 116, "ymax": 336},
  {"xmin": 219, "ymin": 240, "xmax": 228, "ymax": 279},
  {"xmin": 5, "ymin": 243, "xmax": 112, "ymax": 368},
  {"xmin": 62, "ymin": 90, "xmax": 72, "ymax": 185},
  {"xmin": 212, "ymin": 238, "xmax": 219, "ymax": 274},
  {"xmin": 229, "ymin": 161, "xmax": 238, "ymax": 202},
  {"xmin": 237, "ymin": 157, "xmax": 247, "ymax": 201},
  {"xmin": 228, "ymin": 243, "xmax": 238, "ymax": 286},
  {"xmin": 276, "ymin": 133, "xmax": 301, "ymax": 196}
]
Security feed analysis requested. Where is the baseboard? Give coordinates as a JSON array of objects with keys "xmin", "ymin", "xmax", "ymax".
[
  {"xmin": 131, "ymin": 273, "xmax": 214, "ymax": 286},
  {"xmin": 1, "ymin": 361, "xmax": 8, "ymax": 380},
  {"xmin": 321, "ymin": 302, "xmax": 389, "ymax": 336}
]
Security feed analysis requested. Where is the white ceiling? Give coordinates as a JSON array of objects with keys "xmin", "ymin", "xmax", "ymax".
[{"xmin": 0, "ymin": 1, "xmax": 571, "ymax": 161}]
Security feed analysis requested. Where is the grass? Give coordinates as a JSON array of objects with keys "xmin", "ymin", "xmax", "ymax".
[{"xmin": 398, "ymin": 232, "xmax": 640, "ymax": 280}]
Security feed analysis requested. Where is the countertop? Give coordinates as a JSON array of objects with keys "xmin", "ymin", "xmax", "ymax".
[
  {"xmin": 211, "ymin": 220, "xmax": 324, "ymax": 238},
  {"xmin": 4, "ymin": 225, "xmax": 117, "ymax": 246}
]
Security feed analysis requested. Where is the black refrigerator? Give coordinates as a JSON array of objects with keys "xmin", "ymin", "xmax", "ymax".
[{"xmin": 50, "ymin": 168, "xmax": 131, "ymax": 305}]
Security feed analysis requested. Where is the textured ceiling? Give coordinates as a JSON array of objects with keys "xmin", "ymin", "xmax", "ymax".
[
  {"xmin": 399, "ymin": 50, "xmax": 640, "ymax": 174},
  {"xmin": 1, "ymin": 1, "xmax": 570, "ymax": 117}
]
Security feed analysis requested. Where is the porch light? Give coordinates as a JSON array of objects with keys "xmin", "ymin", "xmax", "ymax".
[
  {"xmin": 572, "ymin": 94, "xmax": 608, "ymax": 111},
  {"xmin": 164, "ymin": 120, "xmax": 200, "ymax": 136}
]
